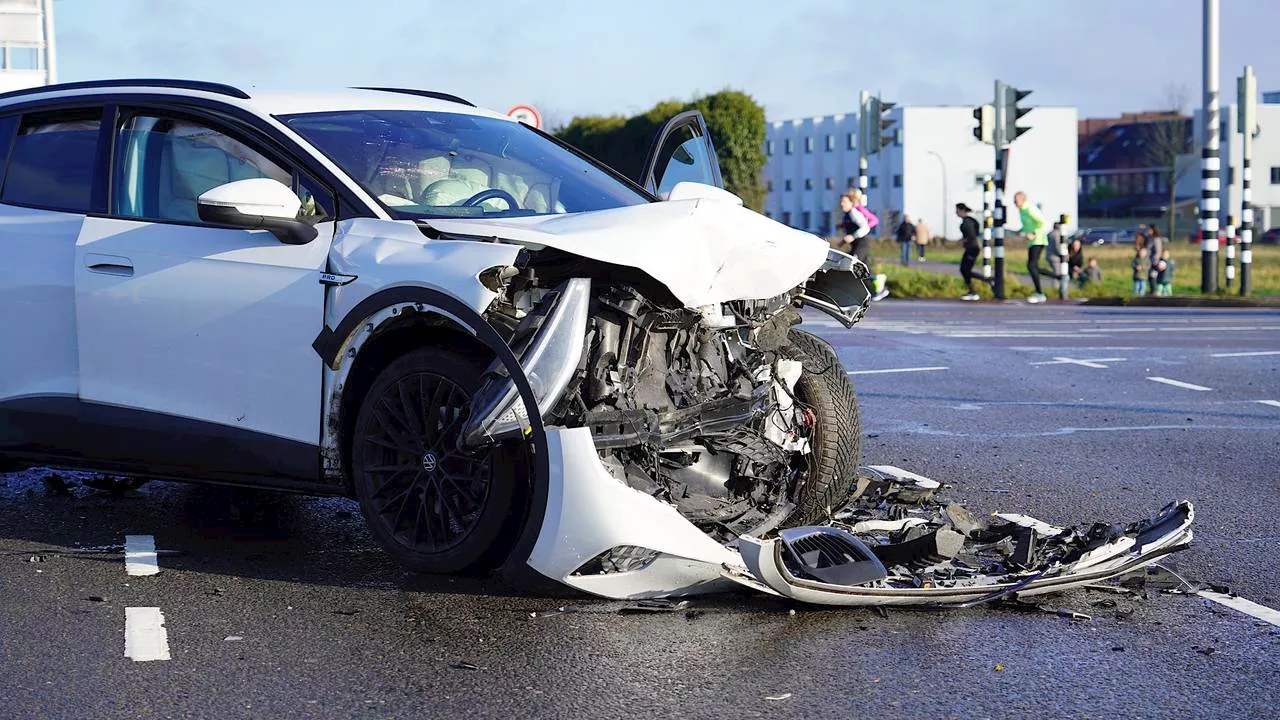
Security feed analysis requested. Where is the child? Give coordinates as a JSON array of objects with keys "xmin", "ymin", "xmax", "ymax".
[
  {"xmin": 1132, "ymin": 247, "xmax": 1149, "ymax": 296},
  {"xmin": 1156, "ymin": 250, "xmax": 1175, "ymax": 296},
  {"xmin": 1078, "ymin": 257, "xmax": 1102, "ymax": 288}
]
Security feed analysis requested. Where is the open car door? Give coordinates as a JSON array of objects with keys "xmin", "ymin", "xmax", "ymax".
[{"xmin": 638, "ymin": 111, "xmax": 724, "ymax": 197}]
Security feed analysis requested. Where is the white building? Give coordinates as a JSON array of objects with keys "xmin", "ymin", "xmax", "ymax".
[
  {"xmin": 1179, "ymin": 99, "xmax": 1280, "ymax": 232},
  {"xmin": 0, "ymin": 0, "xmax": 55, "ymax": 93},
  {"xmin": 764, "ymin": 106, "xmax": 1079, "ymax": 240}
]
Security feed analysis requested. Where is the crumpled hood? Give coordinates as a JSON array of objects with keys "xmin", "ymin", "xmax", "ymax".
[{"xmin": 423, "ymin": 199, "xmax": 830, "ymax": 307}]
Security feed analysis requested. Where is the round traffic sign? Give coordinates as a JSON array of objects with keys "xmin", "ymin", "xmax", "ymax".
[{"xmin": 507, "ymin": 104, "xmax": 542, "ymax": 129}]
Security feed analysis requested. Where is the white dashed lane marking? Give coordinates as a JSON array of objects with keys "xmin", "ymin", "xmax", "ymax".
[
  {"xmin": 846, "ymin": 366, "xmax": 949, "ymax": 376},
  {"xmin": 124, "ymin": 607, "xmax": 171, "ymax": 662},
  {"xmin": 124, "ymin": 535, "xmax": 159, "ymax": 577},
  {"xmin": 1211, "ymin": 350, "xmax": 1280, "ymax": 358},
  {"xmin": 1146, "ymin": 377, "xmax": 1213, "ymax": 392}
]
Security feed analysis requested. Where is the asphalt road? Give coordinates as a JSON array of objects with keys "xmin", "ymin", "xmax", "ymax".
[{"xmin": 3, "ymin": 300, "xmax": 1279, "ymax": 719}]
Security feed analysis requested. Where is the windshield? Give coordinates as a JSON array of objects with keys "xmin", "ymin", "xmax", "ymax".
[{"xmin": 281, "ymin": 110, "xmax": 649, "ymax": 219}]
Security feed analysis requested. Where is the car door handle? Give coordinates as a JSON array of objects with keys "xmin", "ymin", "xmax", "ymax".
[{"xmin": 85, "ymin": 253, "xmax": 135, "ymax": 277}]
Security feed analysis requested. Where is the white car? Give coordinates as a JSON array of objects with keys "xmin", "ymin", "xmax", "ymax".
[{"xmin": 0, "ymin": 80, "xmax": 1191, "ymax": 606}]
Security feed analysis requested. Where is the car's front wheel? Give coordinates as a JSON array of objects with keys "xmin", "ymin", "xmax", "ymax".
[
  {"xmin": 350, "ymin": 347, "xmax": 524, "ymax": 575},
  {"xmin": 782, "ymin": 328, "xmax": 862, "ymax": 526}
]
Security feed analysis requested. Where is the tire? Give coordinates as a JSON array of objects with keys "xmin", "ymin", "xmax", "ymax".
[
  {"xmin": 781, "ymin": 328, "xmax": 862, "ymax": 526},
  {"xmin": 350, "ymin": 347, "xmax": 525, "ymax": 575}
]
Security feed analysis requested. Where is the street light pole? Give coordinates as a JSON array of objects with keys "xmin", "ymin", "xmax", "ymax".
[{"xmin": 927, "ymin": 150, "xmax": 948, "ymax": 241}]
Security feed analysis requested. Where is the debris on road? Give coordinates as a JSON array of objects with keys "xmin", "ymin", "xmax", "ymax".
[
  {"xmin": 618, "ymin": 599, "xmax": 691, "ymax": 615},
  {"xmin": 764, "ymin": 693, "xmax": 792, "ymax": 701},
  {"xmin": 451, "ymin": 661, "xmax": 480, "ymax": 671}
]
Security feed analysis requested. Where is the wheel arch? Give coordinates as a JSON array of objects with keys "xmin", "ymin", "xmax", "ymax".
[{"xmin": 311, "ymin": 286, "xmax": 551, "ymax": 573}]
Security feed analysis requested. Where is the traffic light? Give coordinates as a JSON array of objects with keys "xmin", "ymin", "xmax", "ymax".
[
  {"xmin": 1000, "ymin": 83, "xmax": 1032, "ymax": 142},
  {"xmin": 973, "ymin": 104, "xmax": 994, "ymax": 144},
  {"xmin": 864, "ymin": 95, "xmax": 897, "ymax": 154}
]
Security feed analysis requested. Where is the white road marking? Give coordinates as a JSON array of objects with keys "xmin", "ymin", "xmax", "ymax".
[
  {"xmin": 124, "ymin": 535, "xmax": 159, "ymax": 577},
  {"xmin": 846, "ymin": 366, "xmax": 949, "ymax": 376},
  {"xmin": 1146, "ymin": 377, "xmax": 1213, "ymax": 392},
  {"xmin": 1257, "ymin": 400, "xmax": 1280, "ymax": 409},
  {"xmin": 124, "ymin": 607, "xmax": 171, "ymax": 662},
  {"xmin": 1198, "ymin": 590, "xmax": 1280, "ymax": 628},
  {"xmin": 1029, "ymin": 356, "xmax": 1127, "ymax": 369},
  {"xmin": 1212, "ymin": 350, "xmax": 1280, "ymax": 358}
]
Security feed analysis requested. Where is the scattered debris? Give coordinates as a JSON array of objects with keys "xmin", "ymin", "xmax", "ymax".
[
  {"xmin": 451, "ymin": 661, "xmax": 480, "ymax": 671},
  {"xmin": 1091, "ymin": 599, "xmax": 1118, "ymax": 610},
  {"xmin": 41, "ymin": 474, "xmax": 72, "ymax": 495},
  {"xmin": 224, "ymin": 636, "xmax": 244, "ymax": 642},
  {"xmin": 764, "ymin": 693, "xmax": 792, "ymax": 701},
  {"xmin": 1114, "ymin": 609, "xmax": 1135, "ymax": 620},
  {"xmin": 993, "ymin": 663, "xmax": 1005, "ymax": 672},
  {"xmin": 530, "ymin": 605, "xmax": 581, "ymax": 618},
  {"xmin": 618, "ymin": 599, "xmax": 690, "ymax": 615},
  {"xmin": 86, "ymin": 596, "xmax": 106, "ymax": 602},
  {"xmin": 1111, "ymin": 645, "xmax": 1125, "ymax": 652},
  {"xmin": 1194, "ymin": 646, "xmax": 1216, "ymax": 656},
  {"xmin": 208, "ymin": 587, "xmax": 226, "ymax": 597}
]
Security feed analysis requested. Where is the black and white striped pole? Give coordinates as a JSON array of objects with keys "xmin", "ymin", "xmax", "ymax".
[
  {"xmin": 1238, "ymin": 65, "xmax": 1257, "ymax": 296},
  {"xmin": 993, "ymin": 150, "xmax": 1007, "ymax": 300},
  {"xmin": 1057, "ymin": 214, "xmax": 1071, "ymax": 300},
  {"xmin": 1224, "ymin": 216, "xmax": 1236, "ymax": 288},
  {"xmin": 1200, "ymin": 0, "xmax": 1221, "ymax": 293},
  {"xmin": 982, "ymin": 175, "xmax": 994, "ymax": 282}
]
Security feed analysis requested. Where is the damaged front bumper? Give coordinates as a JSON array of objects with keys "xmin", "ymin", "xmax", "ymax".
[{"xmin": 526, "ymin": 441, "xmax": 1195, "ymax": 607}]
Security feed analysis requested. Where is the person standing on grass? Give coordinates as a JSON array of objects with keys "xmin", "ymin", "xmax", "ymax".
[
  {"xmin": 914, "ymin": 216, "xmax": 931, "ymax": 261},
  {"xmin": 1146, "ymin": 224, "xmax": 1164, "ymax": 295},
  {"xmin": 1132, "ymin": 246, "xmax": 1150, "ymax": 295},
  {"xmin": 955, "ymin": 203, "xmax": 982, "ymax": 300},
  {"xmin": 895, "ymin": 213, "xmax": 916, "ymax": 266},
  {"xmin": 1156, "ymin": 249, "xmax": 1174, "ymax": 296},
  {"xmin": 1012, "ymin": 191, "xmax": 1049, "ymax": 303}
]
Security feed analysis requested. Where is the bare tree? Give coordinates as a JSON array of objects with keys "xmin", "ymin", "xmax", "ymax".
[{"xmin": 1143, "ymin": 83, "xmax": 1196, "ymax": 240}]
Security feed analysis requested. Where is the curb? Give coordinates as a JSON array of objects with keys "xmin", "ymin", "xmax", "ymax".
[{"xmin": 1081, "ymin": 296, "xmax": 1280, "ymax": 308}]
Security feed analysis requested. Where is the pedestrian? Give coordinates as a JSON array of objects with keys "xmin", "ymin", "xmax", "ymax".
[
  {"xmin": 856, "ymin": 195, "xmax": 879, "ymax": 236},
  {"xmin": 1080, "ymin": 257, "xmax": 1103, "ymax": 288},
  {"xmin": 833, "ymin": 191, "xmax": 871, "ymax": 261},
  {"xmin": 1146, "ymin": 224, "xmax": 1164, "ymax": 295},
  {"xmin": 1156, "ymin": 249, "xmax": 1175, "ymax": 296},
  {"xmin": 895, "ymin": 213, "xmax": 915, "ymax": 266},
  {"xmin": 955, "ymin": 203, "xmax": 982, "ymax": 300},
  {"xmin": 1067, "ymin": 237, "xmax": 1085, "ymax": 282},
  {"xmin": 1012, "ymin": 191, "xmax": 1049, "ymax": 303},
  {"xmin": 1132, "ymin": 246, "xmax": 1150, "ymax": 295},
  {"xmin": 914, "ymin": 216, "xmax": 931, "ymax": 261}
]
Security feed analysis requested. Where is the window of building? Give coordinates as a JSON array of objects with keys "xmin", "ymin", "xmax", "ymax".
[
  {"xmin": 1145, "ymin": 172, "xmax": 1156, "ymax": 193},
  {"xmin": 785, "ymin": 138, "xmax": 793, "ymax": 155},
  {"xmin": 804, "ymin": 178, "xmax": 813, "ymax": 190},
  {"xmin": 892, "ymin": 175, "xmax": 902, "ymax": 188},
  {"xmin": 781, "ymin": 211, "xmax": 791, "ymax": 226},
  {"xmin": 784, "ymin": 179, "xmax": 792, "ymax": 191},
  {"xmin": 825, "ymin": 177, "xmax": 834, "ymax": 190},
  {"xmin": 847, "ymin": 176, "xmax": 855, "ymax": 189},
  {"xmin": 869, "ymin": 176, "xmax": 879, "ymax": 189},
  {"xmin": 3, "ymin": 108, "xmax": 102, "ymax": 213},
  {"xmin": 801, "ymin": 211, "xmax": 811, "ymax": 228},
  {"xmin": 804, "ymin": 137, "xmax": 813, "ymax": 154},
  {"xmin": 766, "ymin": 140, "xmax": 774, "ymax": 156},
  {"xmin": 1271, "ymin": 167, "xmax": 1280, "ymax": 184},
  {"xmin": 819, "ymin": 212, "xmax": 831, "ymax": 233},
  {"xmin": 825, "ymin": 134, "xmax": 834, "ymax": 152},
  {"xmin": 846, "ymin": 132, "xmax": 856, "ymax": 150}
]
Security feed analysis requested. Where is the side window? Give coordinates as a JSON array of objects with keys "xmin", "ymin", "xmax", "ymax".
[
  {"xmin": 113, "ymin": 113, "xmax": 293, "ymax": 223},
  {"xmin": 295, "ymin": 171, "xmax": 334, "ymax": 223},
  {"xmin": 652, "ymin": 123, "xmax": 717, "ymax": 196},
  {"xmin": 2, "ymin": 108, "xmax": 102, "ymax": 212}
]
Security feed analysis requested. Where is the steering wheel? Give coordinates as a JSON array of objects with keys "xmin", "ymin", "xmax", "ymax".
[{"xmin": 461, "ymin": 188, "xmax": 519, "ymax": 210}]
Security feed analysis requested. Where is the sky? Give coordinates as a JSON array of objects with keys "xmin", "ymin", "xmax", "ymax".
[{"xmin": 52, "ymin": 0, "xmax": 1280, "ymax": 127}]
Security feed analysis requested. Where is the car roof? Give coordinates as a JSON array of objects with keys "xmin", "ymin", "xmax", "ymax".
[{"xmin": 0, "ymin": 79, "xmax": 515, "ymax": 122}]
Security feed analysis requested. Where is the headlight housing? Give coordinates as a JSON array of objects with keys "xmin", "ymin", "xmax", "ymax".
[{"xmin": 460, "ymin": 278, "xmax": 590, "ymax": 447}]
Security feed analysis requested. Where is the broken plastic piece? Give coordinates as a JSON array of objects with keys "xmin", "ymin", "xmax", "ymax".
[
  {"xmin": 778, "ymin": 527, "xmax": 888, "ymax": 587},
  {"xmin": 871, "ymin": 527, "xmax": 966, "ymax": 569}
]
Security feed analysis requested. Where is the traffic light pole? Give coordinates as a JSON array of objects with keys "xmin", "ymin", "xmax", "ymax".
[
  {"xmin": 857, "ymin": 90, "xmax": 870, "ymax": 207},
  {"xmin": 1239, "ymin": 66, "xmax": 1257, "ymax": 296},
  {"xmin": 1200, "ymin": 0, "xmax": 1221, "ymax": 293},
  {"xmin": 993, "ymin": 149, "xmax": 1007, "ymax": 300}
]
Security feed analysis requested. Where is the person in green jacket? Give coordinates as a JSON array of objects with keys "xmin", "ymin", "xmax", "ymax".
[{"xmin": 1013, "ymin": 191, "xmax": 1048, "ymax": 303}]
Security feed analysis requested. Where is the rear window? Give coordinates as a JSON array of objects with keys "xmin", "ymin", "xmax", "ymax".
[{"xmin": 1, "ymin": 108, "xmax": 102, "ymax": 212}]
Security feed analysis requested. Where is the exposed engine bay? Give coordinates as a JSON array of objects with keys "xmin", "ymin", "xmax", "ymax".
[{"xmin": 461, "ymin": 247, "xmax": 872, "ymax": 546}]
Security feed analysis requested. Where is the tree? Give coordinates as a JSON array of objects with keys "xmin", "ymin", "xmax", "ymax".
[
  {"xmin": 1143, "ymin": 84, "xmax": 1196, "ymax": 239},
  {"xmin": 555, "ymin": 90, "xmax": 769, "ymax": 211}
]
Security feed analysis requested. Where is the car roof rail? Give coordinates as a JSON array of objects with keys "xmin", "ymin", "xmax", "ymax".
[
  {"xmin": 0, "ymin": 78, "xmax": 251, "ymax": 101},
  {"xmin": 352, "ymin": 86, "xmax": 476, "ymax": 108}
]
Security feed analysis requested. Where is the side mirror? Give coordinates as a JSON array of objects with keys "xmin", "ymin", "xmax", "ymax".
[
  {"xmin": 197, "ymin": 178, "xmax": 318, "ymax": 245},
  {"xmin": 664, "ymin": 181, "xmax": 744, "ymax": 206}
]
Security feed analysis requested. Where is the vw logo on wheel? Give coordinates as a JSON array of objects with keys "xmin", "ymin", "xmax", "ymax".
[{"xmin": 421, "ymin": 452, "xmax": 438, "ymax": 472}]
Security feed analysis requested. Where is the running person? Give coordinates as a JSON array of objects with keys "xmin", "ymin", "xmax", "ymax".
[
  {"xmin": 955, "ymin": 203, "xmax": 982, "ymax": 300},
  {"xmin": 1013, "ymin": 191, "xmax": 1049, "ymax": 303}
]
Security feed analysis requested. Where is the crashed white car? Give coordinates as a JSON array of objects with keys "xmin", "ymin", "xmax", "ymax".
[{"xmin": 0, "ymin": 80, "xmax": 1192, "ymax": 606}]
